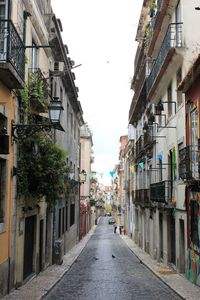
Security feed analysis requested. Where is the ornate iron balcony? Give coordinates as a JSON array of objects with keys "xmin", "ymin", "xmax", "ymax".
[
  {"xmin": 179, "ymin": 145, "xmax": 200, "ymax": 181},
  {"xmin": 150, "ymin": 180, "xmax": 172, "ymax": 204},
  {"xmin": 144, "ymin": 128, "xmax": 155, "ymax": 147},
  {"xmin": 135, "ymin": 135, "xmax": 144, "ymax": 158},
  {"xmin": 28, "ymin": 68, "xmax": 50, "ymax": 113},
  {"xmin": 0, "ymin": 20, "xmax": 25, "ymax": 88},
  {"xmin": 146, "ymin": 22, "xmax": 183, "ymax": 96},
  {"xmin": 133, "ymin": 189, "xmax": 150, "ymax": 207}
]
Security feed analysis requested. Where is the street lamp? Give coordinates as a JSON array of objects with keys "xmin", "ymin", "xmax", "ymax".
[
  {"xmin": 12, "ymin": 97, "xmax": 64, "ymax": 140},
  {"xmin": 68, "ymin": 169, "xmax": 87, "ymax": 189},
  {"xmin": 79, "ymin": 169, "xmax": 87, "ymax": 183}
]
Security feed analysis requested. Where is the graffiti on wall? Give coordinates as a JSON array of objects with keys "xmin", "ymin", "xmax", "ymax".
[{"xmin": 187, "ymin": 190, "xmax": 200, "ymax": 285}]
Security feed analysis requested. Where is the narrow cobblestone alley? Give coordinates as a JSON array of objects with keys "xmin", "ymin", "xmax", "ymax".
[{"xmin": 44, "ymin": 217, "xmax": 181, "ymax": 300}]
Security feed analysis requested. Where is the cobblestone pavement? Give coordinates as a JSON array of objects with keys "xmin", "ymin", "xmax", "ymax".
[{"xmin": 44, "ymin": 217, "xmax": 182, "ymax": 300}]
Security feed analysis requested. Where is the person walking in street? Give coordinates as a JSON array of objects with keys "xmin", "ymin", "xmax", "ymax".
[{"xmin": 113, "ymin": 223, "xmax": 117, "ymax": 234}]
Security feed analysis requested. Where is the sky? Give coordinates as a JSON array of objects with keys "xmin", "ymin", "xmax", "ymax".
[{"xmin": 51, "ymin": 0, "xmax": 143, "ymax": 184}]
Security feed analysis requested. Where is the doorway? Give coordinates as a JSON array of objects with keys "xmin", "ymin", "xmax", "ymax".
[
  {"xmin": 179, "ymin": 219, "xmax": 185, "ymax": 273},
  {"xmin": 159, "ymin": 212, "xmax": 163, "ymax": 260},
  {"xmin": 169, "ymin": 211, "xmax": 176, "ymax": 265},
  {"xmin": 23, "ymin": 215, "xmax": 35, "ymax": 280},
  {"xmin": 39, "ymin": 219, "xmax": 44, "ymax": 272}
]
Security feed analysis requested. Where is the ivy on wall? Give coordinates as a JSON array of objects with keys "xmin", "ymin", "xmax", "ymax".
[{"xmin": 17, "ymin": 133, "xmax": 70, "ymax": 206}]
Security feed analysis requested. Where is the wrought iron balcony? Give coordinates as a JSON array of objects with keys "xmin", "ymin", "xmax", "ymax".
[
  {"xmin": 150, "ymin": 180, "xmax": 172, "ymax": 204},
  {"xmin": 0, "ymin": 20, "xmax": 25, "ymax": 88},
  {"xmin": 28, "ymin": 68, "xmax": 50, "ymax": 113},
  {"xmin": 132, "ymin": 189, "xmax": 150, "ymax": 207},
  {"xmin": 150, "ymin": 0, "xmax": 163, "ymax": 29},
  {"xmin": 135, "ymin": 135, "xmax": 144, "ymax": 158},
  {"xmin": 146, "ymin": 22, "xmax": 183, "ymax": 96},
  {"xmin": 144, "ymin": 128, "xmax": 154, "ymax": 147},
  {"xmin": 179, "ymin": 145, "xmax": 200, "ymax": 182}
]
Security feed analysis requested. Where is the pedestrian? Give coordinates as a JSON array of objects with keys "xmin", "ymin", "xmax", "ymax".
[
  {"xmin": 119, "ymin": 226, "xmax": 122, "ymax": 235},
  {"xmin": 113, "ymin": 223, "xmax": 117, "ymax": 234}
]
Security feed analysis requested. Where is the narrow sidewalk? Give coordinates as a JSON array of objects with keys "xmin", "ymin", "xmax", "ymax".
[
  {"xmin": 121, "ymin": 235, "xmax": 200, "ymax": 300},
  {"xmin": 3, "ymin": 226, "xmax": 96, "ymax": 300}
]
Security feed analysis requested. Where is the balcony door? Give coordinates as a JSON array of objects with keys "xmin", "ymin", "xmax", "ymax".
[
  {"xmin": 175, "ymin": 0, "xmax": 182, "ymax": 47},
  {"xmin": 190, "ymin": 107, "xmax": 199, "ymax": 179},
  {"xmin": 0, "ymin": 1, "xmax": 8, "ymax": 60},
  {"xmin": 0, "ymin": 0, "xmax": 8, "ymax": 18}
]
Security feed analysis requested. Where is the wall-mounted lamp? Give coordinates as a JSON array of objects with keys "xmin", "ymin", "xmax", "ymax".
[
  {"xmin": 12, "ymin": 97, "xmax": 64, "ymax": 140},
  {"xmin": 79, "ymin": 169, "xmax": 87, "ymax": 183},
  {"xmin": 69, "ymin": 169, "xmax": 87, "ymax": 189}
]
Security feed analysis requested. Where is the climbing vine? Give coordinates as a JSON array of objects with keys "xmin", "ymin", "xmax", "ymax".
[{"xmin": 17, "ymin": 133, "xmax": 71, "ymax": 206}]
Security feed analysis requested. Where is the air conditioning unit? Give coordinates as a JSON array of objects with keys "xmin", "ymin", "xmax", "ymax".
[{"xmin": 54, "ymin": 61, "xmax": 64, "ymax": 72}]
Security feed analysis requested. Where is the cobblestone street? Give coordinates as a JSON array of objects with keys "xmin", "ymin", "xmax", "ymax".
[{"xmin": 44, "ymin": 217, "xmax": 181, "ymax": 300}]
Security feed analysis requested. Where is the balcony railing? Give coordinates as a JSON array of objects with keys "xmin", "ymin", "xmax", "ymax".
[
  {"xmin": 0, "ymin": 20, "xmax": 25, "ymax": 82},
  {"xmin": 28, "ymin": 68, "xmax": 50, "ymax": 112},
  {"xmin": 179, "ymin": 145, "xmax": 200, "ymax": 181},
  {"xmin": 150, "ymin": 0, "xmax": 163, "ymax": 29},
  {"xmin": 133, "ymin": 189, "xmax": 150, "ymax": 207},
  {"xmin": 146, "ymin": 22, "xmax": 183, "ymax": 95},
  {"xmin": 144, "ymin": 128, "xmax": 154, "ymax": 147},
  {"xmin": 135, "ymin": 135, "xmax": 144, "ymax": 158},
  {"xmin": 150, "ymin": 180, "xmax": 172, "ymax": 204}
]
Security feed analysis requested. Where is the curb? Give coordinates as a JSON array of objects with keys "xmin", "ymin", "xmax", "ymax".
[
  {"xmin": 3, "ymin": 226, "xmax": 97, "ymax": 300},
  {"xmin": 120, "ymin": 235, "xmax": 200, "ymax": 300}
]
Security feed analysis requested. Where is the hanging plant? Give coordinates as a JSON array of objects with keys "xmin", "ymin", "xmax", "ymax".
[
  {"xmin": 18, "ymin": 86, "xmax": 30, "ymax": 123},
  {"xmin": 17, "ymin": 132, "xmax": 71, "ymax": 207},
  {"xmin": 28, "ymin": 71, "xmax": 48, "ymax": 112}
]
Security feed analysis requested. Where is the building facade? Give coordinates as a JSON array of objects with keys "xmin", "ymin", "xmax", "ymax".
[
  {"xmin": 128, "ymin": 0, "xmax": 200, "ymax": 283},
  {"xmin": 80, "ymin": 124, "xmax": 94, "ymax": 239},
  {"xmin": 0, "ymin": 0, "xmax": 86, "ymax": 296}
]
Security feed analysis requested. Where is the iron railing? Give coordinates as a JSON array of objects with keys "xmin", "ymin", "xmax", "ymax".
[
  {"xmin": 28, "ymin": 68, "xmax": 49, "ymax": 106},
  {"xmin": 150, "ymin": 0, "xmax": 163, "ymax": 29},
  {"xmin": 0, "ymin": 20, "xmax": 25, "ymax": 79},
  {"xmin": 179, "ymin": 145, "xmax": 200, "ymax": 181},
  {"xmin": 144, "ymin": 128, "xmax": 154, "ymax": 147},
  {"xmin": 146, "ymin": 22, "xmax": 183, "ymax": 95},
  {"xmin": 135, "ymin": 135, "xmax": 144, "ymax": 157},
  {"xmin": 133, "ymin": 189, "xmax": 150, "ymax": 207},
  {"xmin": 150, "ymin": 180, "xmax": 172, "ymax": 204}
]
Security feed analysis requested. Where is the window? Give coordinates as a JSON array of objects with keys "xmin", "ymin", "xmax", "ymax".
[
  {"xmin": 70, "ymin": 204, "xmax": 75, "ymax": 226},
  {"xmin": 0, "ymin": 1, "xmax": 8, "ymax": 59},
  {"xmin": 65, "ymin": 204, "xmax": 68, "ymax": 231},
  {"xmin": 0, "ymin": 0, "xmax": 8, "ymax": 19},
  {"xmin": 67, "ymin": 103, "xmax": 70, "ymax": 128},
  {"xmin": 17, "ymin": 0, "xmax": 24, "ymax": 40},
  {"xmin": 54, "ymin": 81, "xmax": 57, "ymax": 97},
  {"xmin": 190, "ymin": 200, "xmax": 199, "ymax": 247},
  {"xmin": 176, "ymin": 68, "xmax": 182, "ymax": 106},
  {"xmin": 175, "ymin": 1, "xmax": 182, "ymax": 47},
  {"xmin": 158, "ymin": 158, "xmax": 162, "ymax": 182},
  {"xmin": 31, "ymin": 41, "xmax": 38, "ymax": 69},
  {"xmin": 60, "ymin": 87, "xmax": 63, "ymax": 101},
  {"xmin": 74, "ymin": 120, "xmax": 76, "ymax": 139},
  {"xmin": 190, "ymin": 107, "xmax": 199, "ymax": 178},
  {"xmin": 0, "ymin": 159, "xmax": 6, "ymax": 223},
  {"xmin": 58, "ymin": 208, "xmax": 61, "ymax": 238},
  {"xmin": 167, "ymin": 82, "xmax": 173, "ymax": 117},
  {"xmin": 62, "ymin": 207, "xmax": 65, "ymax": 234},
  {"xmin": 70, "ymin": 113, "xmax": 73, "ymax": 135}
]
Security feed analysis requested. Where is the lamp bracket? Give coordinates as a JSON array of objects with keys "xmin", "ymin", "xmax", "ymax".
[{"xmin": 11, "ymin": 122, "xmax": 63, "ymax": 141}]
